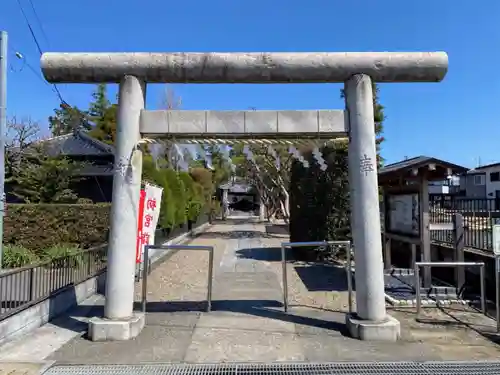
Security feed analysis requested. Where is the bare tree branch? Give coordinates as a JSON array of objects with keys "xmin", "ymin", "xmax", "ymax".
[
  {"xmin": 160, "ymin": 85, "xmax": 182, "ymax": 110},
  {"xmin": 6, "ymin": 116, "xmax": 42, "ymax": 149}
]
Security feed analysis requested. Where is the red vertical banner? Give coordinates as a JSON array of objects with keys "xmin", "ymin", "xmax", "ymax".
[{"xmin": 136, "ymin": 189, "xmax": 146, "ymax": 264}]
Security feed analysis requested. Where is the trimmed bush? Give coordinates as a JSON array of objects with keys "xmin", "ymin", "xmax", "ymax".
[
  {"xmin": 5, "ymin": 157, "xmax": 216, "ymax": 259},
  {"xmin": 289, "ymin": 143, "xmax": 350, "ymax": 260},
  {"xmin": 179, "ymin": 172, "xmax": 203, "ymax": 221},
  {"xmin": 2, "ymin": 243, "xmax": 87, "ymax": 268},
  {"xmin": 142, "ymin": 156, "xmax": 215, "ymax": 229},
  {"xmin": 4, "ymin": 203, "xmax": 111, "ymax": 252},
  {"xmin": 164, "ymin": 168, "xmax": 187, "ymax": 225},
  {"xmin": 2, "ymin": 244, "xmax": 40, "ymax": 268}
]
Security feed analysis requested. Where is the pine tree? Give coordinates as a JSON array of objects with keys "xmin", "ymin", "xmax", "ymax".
[
  {"xmin": 10, "ymin": 149, "xmax": 83, "ymax": 203},
  {"xmin": 372, "ymin": 84, "xmax": 386, "ymax": 167},
  {"xmin": 87, "ymin": 84, "xmax": 118, "ymax": 144},
  {"xmin": 289, "ymin": 84, "xmax": 387, "ymax": 259},
  {"xmin": 48, "ymin": 103, "xmax": 90, "ymax": 136},
  {"xmin": 87, "ymin": 84, "xmax": 110, "ymax": 124}
]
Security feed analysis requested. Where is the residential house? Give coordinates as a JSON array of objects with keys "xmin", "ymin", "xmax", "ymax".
[
  {"xmin": 459, "ymin": 162, "xmax": 500, "ymax": 200},
  {"xmin": 379, "ymin": 156, "xmax": 466, "ymax": 197},
  {"xmin": 7, "ymin": 130, "xmax": 115, "ymax": 203}
]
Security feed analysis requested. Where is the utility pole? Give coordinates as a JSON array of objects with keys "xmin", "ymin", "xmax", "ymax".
[{"xmin": 0, "ymin": 31, "xmax": 7, "ymax": 269}]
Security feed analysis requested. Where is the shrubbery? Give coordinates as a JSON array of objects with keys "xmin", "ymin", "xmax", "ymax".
[
  {"xmin": 289, "ymin": 143, "xmax": 350, "ymax": 260},
  {"xmin": 3, "ymin": 160, "xmax": 217, "ymax": 268},
  {"xmin": 4, "ymin": 203, "xmax": 111, "ymax": 252},
  {"xmin": 142, "ymin": 156, "xmax": 215, "ymax": 232},
  {"xmin": 2, "ymin": 243, "xmax": 83, "ymax": 268}
]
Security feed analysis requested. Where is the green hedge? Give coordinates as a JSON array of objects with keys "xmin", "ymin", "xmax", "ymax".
[
  {"xmin": 4, "ymin": 203, "xmax": 111, "ymax": 253},
  {"xmin": 289, "ymin": 143, "xmax": 350, "ymax": 260},
  {"xmin": 142, "ymin": 156, "xmax": 214, "ymax": 230},
  {"xmin": 5, "ymin": 159, "xmax": 216, "ymax": 255}
]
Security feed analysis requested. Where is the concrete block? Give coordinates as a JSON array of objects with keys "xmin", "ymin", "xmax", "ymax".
[
  {"xmin": 244, "ymin": 111, "xmax": 278, "ymax": 133},
  {"xmin": 345, "ymin": 313, "xmax": 400, "ymax": 342},
  {"xmin": 0, "ymin": 274, "xmax": 103, "ymax": 346},
  {"xmin": 140, "ymin": 109, "xmax": 348, "ymax": 138},
  {"xmin": 88, "ymin": 313, "xmax": 145, "ymax": 341}
]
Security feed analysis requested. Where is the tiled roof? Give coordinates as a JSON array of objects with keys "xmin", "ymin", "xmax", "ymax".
[
  {"xmin": 7, "ymin": 130, "xmax": 115, "ymax": 177},
  {"xmin": 41, "ymin": 130, "xmax": 114, "ymax": 156},
  {"xmin": 379, "ymin": 156, "xmax": 433, "ymax": 175},
  {"xmin": 379, "ymin": 155, "xmax": 467, "ymax": 176},
  {"xmin": 473, "ymin": 162, "xmax": 500, "ymax": 171}
]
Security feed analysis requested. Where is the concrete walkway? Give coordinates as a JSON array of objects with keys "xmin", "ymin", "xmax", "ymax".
[{"xmin": 2, "ymin": 220, "xmax": 500, "ymax": 366}]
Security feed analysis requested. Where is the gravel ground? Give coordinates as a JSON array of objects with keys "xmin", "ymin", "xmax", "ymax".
[
  {"xmin": 46, "ymin": 220, "xmax": 500, "ymax": 363},
  {"xmin": 263, "ymin": 225, "xmax": 354, "ymax": 313},
  {"xmin": 263, "ymin": 222, "xmax": 500, "ymax": 359},
  {"xmin": 134, "ymin": 224, "xmax": 229, "ymax": 305}
]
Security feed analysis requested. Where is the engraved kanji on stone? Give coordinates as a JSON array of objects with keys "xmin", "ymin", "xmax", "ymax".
[{"xmin": 360, "ymin": 154, "xmax": 374, "ymax": 176}]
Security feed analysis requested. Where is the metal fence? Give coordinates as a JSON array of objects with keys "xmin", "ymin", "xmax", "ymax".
[
  {"xmin": 414, "ymin": 261, "xmax": 487, "ymax": 320},
  {"xmin": 0, "ymin": 215, "xmax": 211, "ymax": 321},
  {"xmin": 0, "ymin": 245, "xmax": 107, "ymax": 320},
  {"xmin": 141, "ymin": 244, "xmax": 214, "ymax": 313},
  {"xmin": 430, "ymin": 197, "xmax": 498, "ymax": 252},
  {"xmin": 280, "ymin": 241, "xmax": 353, "ymax": 313}
]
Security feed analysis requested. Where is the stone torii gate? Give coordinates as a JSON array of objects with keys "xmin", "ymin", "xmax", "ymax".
[{"xmin": 41, "ymin": 52, "xmax": 448, "ymax": 342}]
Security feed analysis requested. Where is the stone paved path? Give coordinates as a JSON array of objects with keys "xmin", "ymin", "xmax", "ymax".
[{"xmin": 2, "ymin": 220, "xmax": 500, "ymax": 367}]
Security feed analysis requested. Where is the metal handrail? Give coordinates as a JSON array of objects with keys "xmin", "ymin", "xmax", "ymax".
[
  {"xmin": 414, "ymin": 261, "xmax": 486, "ymax": 320},
  {"xmin": 0, "ymin": 244, "xmax": 107, "ymax": 278},
  {"xmin": 0, "ymin": 245, "xmax": 107, "ymax": 320},
  {"xmin": 141, "ymin": 244, "xmax": 214, "ymax": 313},
  {"xmin": 280, "ymin": 240, "xmax": 353, "ymax": 313}
]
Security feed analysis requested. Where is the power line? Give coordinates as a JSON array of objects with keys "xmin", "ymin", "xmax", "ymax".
[
  {"xmin": 16, "ymin": 0, "xmax": 43, "ymax": 56},
  {"xmin": 15, "ymin": 0, "xmax": 66, "ymax": 105},
  {"xmin": 27, "ymin": 0, "xmax": 50, "ymax": 49},
  {"xmin": 11, "ymin": 49, "xmax": 65, "ymax": 103}
]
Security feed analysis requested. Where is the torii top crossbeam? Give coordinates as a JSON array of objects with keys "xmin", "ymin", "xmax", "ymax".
[{"xmin": 40, "ymin": 52, "xmax": 448, "ymax": 83}]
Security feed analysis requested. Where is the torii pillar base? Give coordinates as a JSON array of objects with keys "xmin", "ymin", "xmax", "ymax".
[
  {"xmin": 88, "ymin": 313, "xmax": 145, "ymax": 342},
  {"xmin": 345, "ymin": 313, "xmax": 400, "ymax": 342}
]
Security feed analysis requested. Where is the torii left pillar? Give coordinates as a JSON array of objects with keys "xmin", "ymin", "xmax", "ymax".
[{"xmin": 88, "ymin": 76, "xmax": 146, "ymax": 341}]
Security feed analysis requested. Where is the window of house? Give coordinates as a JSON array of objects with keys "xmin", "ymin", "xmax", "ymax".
[
  {"xmin": 491, "ymin": 172, "xmax": 500, "ymax": 182},
  {"xmin": 474, "ymin": 175, "xmax": 485, "ymax": 185}
]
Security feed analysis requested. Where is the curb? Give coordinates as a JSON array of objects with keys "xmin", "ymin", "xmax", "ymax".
[{"xmin": 384, "ymin": 293, "xmax": 474, "ymax": 307}]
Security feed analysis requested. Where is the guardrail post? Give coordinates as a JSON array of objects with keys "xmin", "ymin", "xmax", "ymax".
[
  {"xmin": 281, "ymin": 244, "xmax": 288, "ymax": 312},
  {"xmin": 141, "ymin": 245, "xmax": 150, "ymax": 313},
  {"xmin": 87, "ymin": 251, "xmax": 92, "ymax": 277},
  {"xmin": 415, "ymin": 263, "xmax": 421, "ymax": 319},
  {"xmin": 453, "ymin": 213, "xmax": 465, "ymax": 290},
  {"xmin": 479, "ymin": 263, "xmax": 486, "ymax": 314},
  {"xmin": 346, "ymin": 244, "xmax": 354, "ymax": 315},
  {"xmin": 415, "ymin": 261, "xmax": 486, "ymax": 322},
  {"xmin": 141, "ymin": 244, "xmax": 214, "ymax": 314},
  {"xmin": 29, "ymin": 267, "xmax": 35, "ymax": 302},
  {"xmin": 207, "ymin": 248, "xmax": 214, "ymax": 312},
  {"xmin": 280, "ymin": 241, "xmax": 353, "ymax": 315}
]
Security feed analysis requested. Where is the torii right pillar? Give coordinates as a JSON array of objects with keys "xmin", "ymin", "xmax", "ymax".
[{"xmin": 345, "ymin": 74, "xmax": 399, "ymax": 340}]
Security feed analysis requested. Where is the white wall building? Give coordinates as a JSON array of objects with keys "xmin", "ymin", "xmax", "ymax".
[{"xmin": 460, "ymin": 162, "xmax": 500, "ymax": 199}]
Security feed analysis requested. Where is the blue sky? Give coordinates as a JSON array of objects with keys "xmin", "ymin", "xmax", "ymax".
[{"xmin": 2, "ymin": 0, "xmax": 499, "ymax": 168}]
